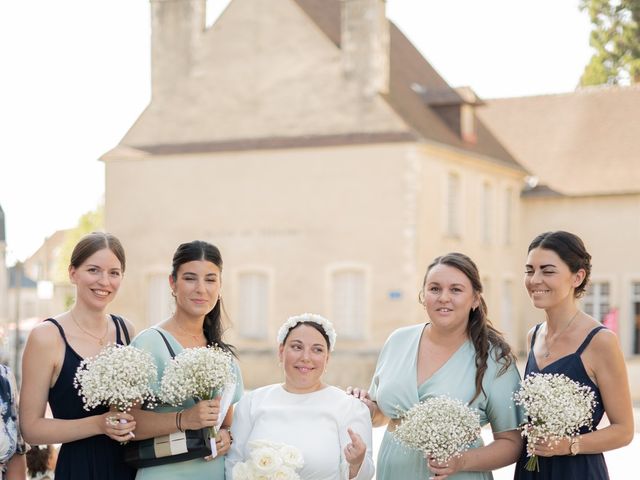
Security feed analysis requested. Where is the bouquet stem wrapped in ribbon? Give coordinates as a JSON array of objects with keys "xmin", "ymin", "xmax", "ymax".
[
  {"xmin": 392, "ymin": 395, "xmax": 481, "ymax": 465},
  {"xmin": 158, "ymin": 345, "xmax": 236, "ymax": 457},
  {"xmin": 513, "ymin": 372, "xmax": 597, "ymax": 472}
]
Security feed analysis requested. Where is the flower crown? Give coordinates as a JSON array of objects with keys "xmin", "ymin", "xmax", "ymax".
[{"xmin": 276, "ymin": 313, "xmax": 337, "ymax": 351}]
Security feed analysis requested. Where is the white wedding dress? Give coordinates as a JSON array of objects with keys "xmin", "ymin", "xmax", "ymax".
[{"xmin": 225, "ymin": 384, "xmax": 374, "ymax": 480}]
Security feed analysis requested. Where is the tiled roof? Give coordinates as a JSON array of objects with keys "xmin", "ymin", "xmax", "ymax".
[
  {"xmin": 9, "ymin": 266, "xmax": 37, "ymax": 289},
  {"xmin": 294, "ymin": 0, "xmax": 522, "ymax": 169},
  {"xmin": 124, "ymin": 0, "xmax": 523, "ymax": 172},
  {"xmin": 478, "ymin": 85, "xmax": 640, "ymax": 196}
]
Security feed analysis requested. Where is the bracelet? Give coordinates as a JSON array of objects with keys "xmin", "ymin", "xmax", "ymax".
[
  {"xmin": 176, "ymin": 409, "xmax": 185, "ymax": 432},
  {"xmin": 220, "ymin": 426, "xmax": 233, "ymax": 444}
]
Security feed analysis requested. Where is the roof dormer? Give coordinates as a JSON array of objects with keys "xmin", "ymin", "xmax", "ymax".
[{"xmin": 412, "ymin": 83, "xmax": 483, "ymax": 144}]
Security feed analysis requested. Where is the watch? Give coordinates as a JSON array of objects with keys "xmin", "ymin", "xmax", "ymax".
[{"xmin": 569, "ymin": 436, "xmax": 580, "ymax": 456}]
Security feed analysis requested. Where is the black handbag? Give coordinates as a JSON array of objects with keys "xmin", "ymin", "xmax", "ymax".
[{"xmin": 123, "ymin": 329, "xmax": 212, "ymax": 468}]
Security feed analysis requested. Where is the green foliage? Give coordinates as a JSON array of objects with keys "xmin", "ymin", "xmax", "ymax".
[
  {"xmin": 579, "ymin": 0, "xmax": 640, "ymax": 86},
  {"xmin": 54, "ymin": 205, "xmax": 105, "ymax": 283}
]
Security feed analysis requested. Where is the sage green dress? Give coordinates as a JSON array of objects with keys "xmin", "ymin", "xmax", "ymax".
[
  {"xmin": 131, "ymin": 327, "xmax": 244, "ymax": 480},
  {"xmin": 370, "ymin": 324, "xmax": 524, "ymax": 480}
]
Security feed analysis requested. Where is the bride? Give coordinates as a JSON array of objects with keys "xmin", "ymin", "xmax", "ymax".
[{"xmin": 225, "ymin": 313, "xmax": 374, "ymax": 480}]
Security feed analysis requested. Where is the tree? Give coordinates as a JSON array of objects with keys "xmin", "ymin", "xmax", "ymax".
[
  {"xmin": 579, "ymin": 0, "xmax": 640, "ymax": 86},
  {"xmin": 54, "ymin": 205, "xmax": 104, "ymax": 285}
]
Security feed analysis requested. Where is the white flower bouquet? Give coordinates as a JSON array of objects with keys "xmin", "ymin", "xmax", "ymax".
[
  {"xmin": 74, "ymin": 343, "xmax": 158, "ymax": 412},
  {"xmin": 392, "ymin": 395, "xmax": 481, "ymax": 464},
  {"xmin": 513, "ymin": 372, "xmax": 597, "ymax": 472},
  {"xmin": 232, "ymin": 439, "xmax": 304, "ymax": 480},
  {"xmin": 158, "ymin": 345, "xmax": 236, "ymax": 456}
]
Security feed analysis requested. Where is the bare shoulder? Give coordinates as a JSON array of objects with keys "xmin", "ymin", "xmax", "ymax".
[
  {"xmin": 23, "ymin": 319, "xmax": 64, "ymax": 367},
  {"xmin": 27, "ymin": 320, "xmax": 62, "ymax": 347},
  {"xmin": 589, "ymin": 326, "xmax": 622, "ymax": 354}
]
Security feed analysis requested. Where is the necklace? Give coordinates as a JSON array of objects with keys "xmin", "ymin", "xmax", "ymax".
[
  {"xmin": 70, "ymin": 310, "xmax": 109, "ymax": 345},
  {"xmin": 174, "ymin": 317, "xmax": 204, "ymax": 342},
  {"xmin": 543, "ymin": 310, "xmax": 580, "ymax": 358}
]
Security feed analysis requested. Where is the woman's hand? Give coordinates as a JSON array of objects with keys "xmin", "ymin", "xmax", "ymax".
[
  {"xmin": 344, "ymin": 428, "xmax": 366, "ymax": 478},
  {"xmin": 529, "ymin": 436, "xmax": 570, "ymax": 457},
  {"xmin": 204, "ymin": 427, "xmax": 232, "ymax": 460},
  {"xmin": 345, "ymin": 386, "xmax": 376, "ymax": 418},
  {"xmin": 427, "ymin": 454, "xmax": 465, "ymax": 479},
  {"xmin": 181, "ymin": 398, "xmax": 220, "ymax": 431},
  {"xmin": 100, "ymin": 411, "xmax": 136, "ymax": 442}
]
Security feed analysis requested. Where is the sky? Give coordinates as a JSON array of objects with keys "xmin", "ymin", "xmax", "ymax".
[{"xmin": 0, "ymin": 0, "xmax": 592, "ymax": 265}]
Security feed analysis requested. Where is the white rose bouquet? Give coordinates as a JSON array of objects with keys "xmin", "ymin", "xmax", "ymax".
[
  {"xmin": 392, "ymin": 395, "xmax": 481, "ymax": 464},
  {"xmin": 513, "ymin": 372, "xmax": 597, "ymax": 472},
  {"xmin": 232, "ymin": 439, "xmax": 304, "ymax": 480},
  {"xmin": 158, "ymin": 345, "xmax": 236, "ymax": 456},
  {"xmin": 74, "ymin": 343, "xmax": 158, "ymax": 413}
]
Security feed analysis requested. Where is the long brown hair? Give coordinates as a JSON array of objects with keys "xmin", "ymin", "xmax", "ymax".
[{"xmin": 419, "ymin": 252, "xmax": 516, "ymax": 403}]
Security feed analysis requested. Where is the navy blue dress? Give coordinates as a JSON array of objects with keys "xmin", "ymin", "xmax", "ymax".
[
  {"xmin": 46, "ymin": 316, "xmax": 136, "ymax": 480},
  {"xmin": 514, "ymin": 325, "xmax": 609, "ymax": 479}
]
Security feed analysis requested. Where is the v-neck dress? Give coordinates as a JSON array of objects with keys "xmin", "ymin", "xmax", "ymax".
[
  {"xmin": 131, "ymin": 327, "xmax": 244, "ymax": 480},
  {"xmin": 513, "ymin": 325, "xmax": 609, "ymax": 479},
  {"xmin": 370, "ymin": 323, "xmax": 524, "ymax": 480}
]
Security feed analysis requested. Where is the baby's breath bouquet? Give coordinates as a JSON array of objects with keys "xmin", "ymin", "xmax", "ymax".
[
  {"xmin": 513, "ymin": 372, "xmax": 597, "ymax": 472},
  {"xmin": 159, "ymin": 345, "xmax": 236, "ymax": 456},
  {"xmin": 74, "ymin": 344, "xmax": 158, "ymax": 413},
  {"xmin": 392, "ymin": 395, "xmax": 481, "ymax": 464},
  {"xmin": 232, "ymin": 439, "xmax": 304, "ymax": 480}
]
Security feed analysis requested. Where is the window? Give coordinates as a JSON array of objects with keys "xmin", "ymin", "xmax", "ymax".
[
  {"xmin": 583, "ymin": 282, "xmax": 610, "ymax": 322},
  {"xmin": 481, "ymin": 183, "xmax": 492, "ymax": 244},
  {"xmin": 331, "ymin": 270, "xmax": 366, "ymax": 339},
  {"xmin": 503, "ymin": 187, "xmax": 513, "ymax": 245},
  {"xmin": 237, "ymin": 272, "xmax": 269, "ymax": 339},
  {"xmin": 501, "ymin": 279, "xmax": 514, "ymax": 341},
  {"xmin": 446, "ymin": 173, "xmax": 461, "ymax": 237},
  {"xmin": 632, "ymin": 282, "xmax": 640, "ymax": 355},
  {"xmin": 482, "ymin": 276, "xmax": 491, "ymax": 310},
  {"xmin": 147, "ymin": 274, "xmax": 174, "ymax": 327}
]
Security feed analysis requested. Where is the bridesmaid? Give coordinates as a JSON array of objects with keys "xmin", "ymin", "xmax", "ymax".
[
  {"xmin": 130, "ymin": 240, "xmax": 243, "ymax": 480},
  {"xmin": 19, "ymin": 232, "xmax": 136, "ymax": 480},
  {"xmin": 349, "ymin": 253, "xmax": 524, "ymax": 479},
  {"xmin": 514, "ymin": 231, "xmax": 633, "ymax": 479}
]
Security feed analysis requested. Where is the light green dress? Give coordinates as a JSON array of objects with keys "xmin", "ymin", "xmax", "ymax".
[
  {"xmin": 131, "ymin": 327, "xmax": 244, "ymax": 480},
  {"xmin": 370, "ymin": 324, "xmax": 524, "ymax": 480}
]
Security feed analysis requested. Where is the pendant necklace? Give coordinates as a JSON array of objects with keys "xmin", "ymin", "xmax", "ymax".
[
  {"xmin": 543, "ymin": 310, "xmax": 580, "ymax": 358},
  {"xmin": 70, "ymin": 310, "xmax": 109, "ymax": 346}
]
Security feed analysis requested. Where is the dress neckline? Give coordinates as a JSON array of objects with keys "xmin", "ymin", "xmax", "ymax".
[
  {"xmin": 278, "ymin": 383, "xmax": 330, "ymax": 396},
  {"xmin": 414, "ymin": 323, "xmax": 470, "ymax": 389}
]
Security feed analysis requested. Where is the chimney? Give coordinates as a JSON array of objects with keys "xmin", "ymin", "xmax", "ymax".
[
  {"xmin": 341, "ymin": 0, "xmax": 389, "ymax": 97},
  {"xmin": 150, "ymin": 0, "xmax": 206, "ymax": 98}
]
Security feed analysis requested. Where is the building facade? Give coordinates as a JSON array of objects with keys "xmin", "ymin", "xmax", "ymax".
[{"xmin": 103, "ymin": 0, "xmax": 527, "ymax": 388}]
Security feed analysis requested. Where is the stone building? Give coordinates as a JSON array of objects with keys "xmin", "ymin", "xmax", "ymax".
[{"xmin": 103, "ymin": 0, "xmax": 526, "ymax": 388}]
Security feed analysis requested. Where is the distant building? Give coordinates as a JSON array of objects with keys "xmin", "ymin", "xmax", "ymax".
[
  {"xmin": 102, "ymin": 0, "xmax": 526, "ymax": 388},
  {"xmin": 101, "ymin": 0, "xmax": 639, "ymax": 394},
  {"xmin": 479, "ymin": 86, "xmax": 640, "ymax": 359}
]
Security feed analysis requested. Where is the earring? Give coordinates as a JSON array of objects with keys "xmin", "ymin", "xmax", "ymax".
[{"xmin": 171, "ymin": 291, "xmax": 176, "ymax": 298}]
